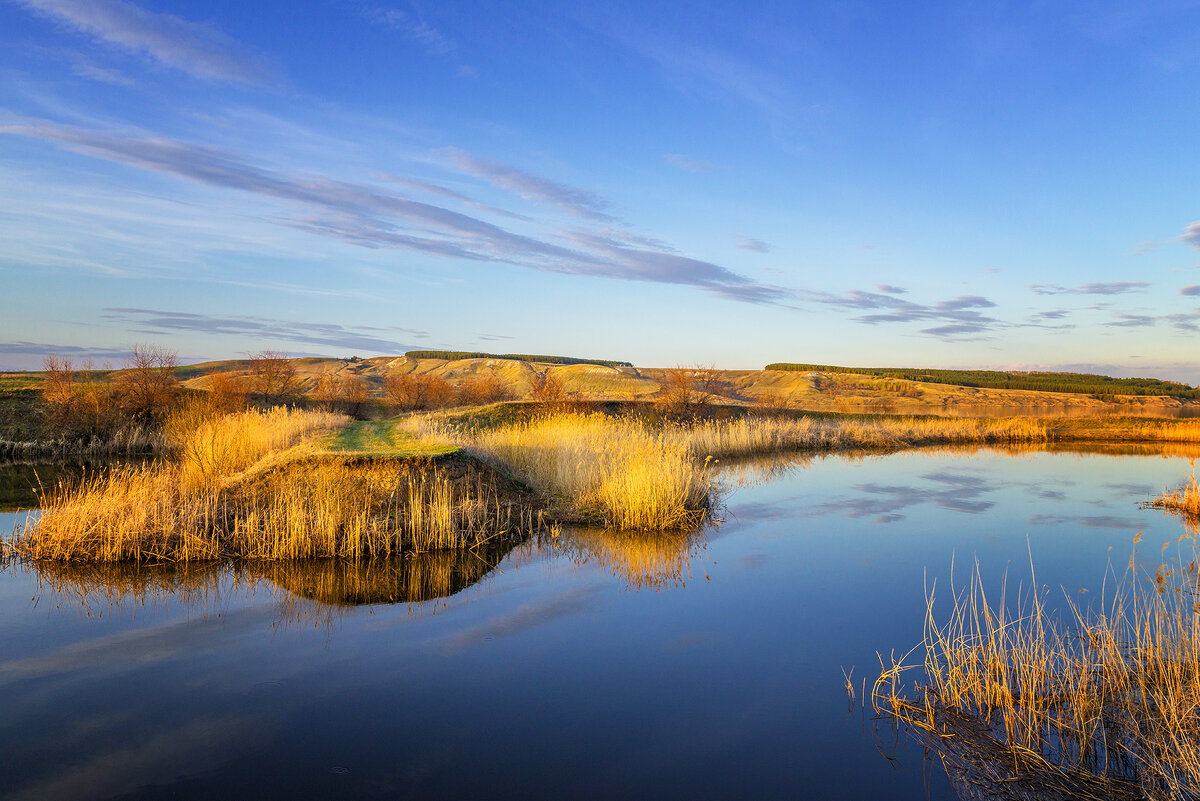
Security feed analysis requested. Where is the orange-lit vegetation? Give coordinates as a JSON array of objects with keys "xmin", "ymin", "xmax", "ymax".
[
  {"xmin": 875, "ymin": 555, "xmax": 1200, "ymax": 799},
  {"xmin": 12, "ymin": 408, "xmax": 528, "ymax": 562},
  {"xmin": 40, "ymin": 347, "xmax": 179, "ymax": 442},
  {"xmin": 409, "ymin": 413, "xmax": 715, "ymax": 531},
  {"xmin": 382, "ymin": 371, "xmax": 455, "ymax": 410}
]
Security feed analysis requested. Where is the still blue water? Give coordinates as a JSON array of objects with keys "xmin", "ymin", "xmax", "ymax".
[{"xmin": 0, "ymin": 447, "xmax": 1195, "ymax": 800}]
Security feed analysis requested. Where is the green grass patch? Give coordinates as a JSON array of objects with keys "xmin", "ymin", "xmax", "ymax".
[{"xmin": 318, "ymin": 420, "xmax": 458, "ymax": 458}]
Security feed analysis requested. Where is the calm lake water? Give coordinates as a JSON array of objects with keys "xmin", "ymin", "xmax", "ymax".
[{"xmin": 1, "ymin": 446, "xmax": 1198, "ymax": 800}]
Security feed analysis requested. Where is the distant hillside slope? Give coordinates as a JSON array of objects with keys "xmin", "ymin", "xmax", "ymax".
[
  {"xmin": 11, "ymin": 355, "xmax": 1198, "ymax": 426},
  {"xmin": 177, "ymin": 355, "xmax": 659, "ymax": 400},
  {"xmin": 765, "ymin": 363, "xmax": 1200, "ymax": 399}
]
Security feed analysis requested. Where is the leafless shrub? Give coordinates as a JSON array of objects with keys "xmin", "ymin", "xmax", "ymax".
[
  {"xmin": 248, "ymin": 350, "xmax": 299, "ymax": 405},
  {"xmin": 456, "ymin": 375, "xmax": 508, "ymax": 406},
  {"xmin": 655, "ymin": 364, "xmax": 721, "ymax": 418},
  {"xmin": 117, "ymin": 344, "xmax": 179, "ymax": 424}
]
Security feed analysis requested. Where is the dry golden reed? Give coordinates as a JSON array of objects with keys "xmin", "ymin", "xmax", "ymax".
[
  {"xmin": 409, "ymin": 413, "xmax": 714, "ymax": 530},
  {"xmin": 404, "ymin": 411, "xmax": 1052, "ymax": 531},
  {"xmin": 875, "ymin": 556, "xmax": 1200, "ymax": 800},
  {"xmin": 679, "ymin": 414, "xmax": 1049, "ymax": 459}
]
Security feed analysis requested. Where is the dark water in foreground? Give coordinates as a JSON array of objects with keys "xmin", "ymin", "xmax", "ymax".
[{"xmin": 1, "ymin": 447, "xmax": 1198, "ymax": 801}]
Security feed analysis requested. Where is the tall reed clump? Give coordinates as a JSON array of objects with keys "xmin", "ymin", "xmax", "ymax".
[
  {"xmin": 875, "ymin": 559, "xmax": 1200, "ymax": 800},
  {"xmin": 453, "ymin": 413, "xmax": 713, "ymax": 530},
  {"xmin": 166, "ymin": 405, "xmax": 348, "ymax": 488},
  {"xmin": 15, "ymin": 408, "xmax": 522, "ymax": 562}
]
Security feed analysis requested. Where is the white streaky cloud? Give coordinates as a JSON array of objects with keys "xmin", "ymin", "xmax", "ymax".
[
  {"xmin": 13, "ymin": 0, "xmax": 271, "ymax": 83},
  {"xmin": 2, "ymin": 120, "xmax": 788, "ymax": 304},
  {"xmin": 439, "ymin": 147, "xmax": 615, "ymax": 221}
]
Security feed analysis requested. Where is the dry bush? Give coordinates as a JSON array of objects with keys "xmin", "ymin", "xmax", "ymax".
[
  {"xmin": 311, "ymin": 372, "xmax": 369, "ymax": 417},
  {"xmin": 41, "ymin": 354, "xmax": 122, "ymax": 439},
  {"xmin": 455, "ymin": 375, "xmax": 508, "ymax": 406},
  {"xmin": 248, "ymin": 350, "xmax": 299, "ymax": 405},
  {"xmin": 331, "ymin": 375, "xmax": 369, "ymax": 417},
  {"xmin": 207, "ymin": 371, "xmax": 250, "ymax": 412},
  {"xmin": 384, "ymin": 372, "xmax": 455, "ymax": 410},
  {"xmin": 117, "ymin": 344, "xmax": 179, "ymax": 424},
  {"xmin": 655, "ymin": 364, "xmax": 721, "ymax": 418},
  {"xmin": 530, "ymin": 371, "xmax": 567, "ymax": 408}
]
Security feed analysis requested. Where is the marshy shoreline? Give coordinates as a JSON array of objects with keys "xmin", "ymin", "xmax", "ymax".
[{"xmin": 11, "ymin": 399, "xmax": 1200, "ymax": 565}]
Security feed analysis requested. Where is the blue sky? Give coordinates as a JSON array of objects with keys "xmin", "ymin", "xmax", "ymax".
[{"xmin": 2, "ymin": 1, "xmax": 1199, "ymax": 379}]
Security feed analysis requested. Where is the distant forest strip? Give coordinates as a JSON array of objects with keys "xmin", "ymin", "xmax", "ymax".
[
  {"xmin": 764, "ymin": 363, "xmax": 1200, "ymax": 399},
  {"xmin": 405, "ymin": 351, "xmax": 633, "ymax": 368}
]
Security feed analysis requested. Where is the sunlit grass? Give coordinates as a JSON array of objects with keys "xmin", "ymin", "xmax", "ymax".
[
  {"xmin": 407, "ymin": 412, "xmax": 714, "ymax": 530},
  {"xmin": 403, "ymin": 411, "xmax": 1052, "ymax": 531},
  {"xmin": 14, "ymin": 409, "xmax": 528, "ymax": 562}
]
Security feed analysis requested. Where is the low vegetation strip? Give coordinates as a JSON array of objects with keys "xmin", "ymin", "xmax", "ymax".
[
  {"xmin": 766, "ymin": 363, "xmax": 1200, "ymax": 399},
  {"xmin": 402, "ymin": 412, "xmax": 1049, "ymax": 531},
  {"xmin": 679, "ymin": 415, "xmax": 1048, "ymax": 458},
  {"xmin": 404, "ymin": 350, "xmax": 632, "ymax": 367}
]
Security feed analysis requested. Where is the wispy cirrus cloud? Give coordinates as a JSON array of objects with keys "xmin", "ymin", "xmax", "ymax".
[
  {"xmin": 806, "ymin": 289, "xmax": 1001, "ymax": 339},
  {"xmin": 0, "ymin": 341, "xmax": 132, "ymax": 366},
  {"xmin": 12, "ymin": 0, "xmax": 272, "ymax": 84},
  {"xmin": 1, "ymin": 120, "xmax": 786, "ymax": 305},
  {"xmin": 735, "ymin": 235, "xmax": 772, "ymax": 253},
  {"xmin": 665, "ymin": 153, "xmax": 716, "ymax": 172},
  {"xmin": 358, "ymin": 4, "xmax": 455, "ymax": 55},
  {"xmin": 1031, "ymin": 281, "xmax": 1150, "ymax": 295},
  {"xmin": 1183, "ymin": 221, "xmax": 1200, "ymax": 249},
  {"xmin": 1105, "ymin": 313, "xmax": 1157, "ymax": 328},
  {"xmin": 439, "ymin": 147, "xmax": 615, "ymax": 221},
  {"xmin": 1180, "ymin": 284, "xmax": 1200, "ymax": 296},
  {"xmin": 373, "ymin": 173, "xmax": 533, "ymax": 221},
  {"xmin": 101, "ymin": 308, "xmax": 425, "ymax": 352}
]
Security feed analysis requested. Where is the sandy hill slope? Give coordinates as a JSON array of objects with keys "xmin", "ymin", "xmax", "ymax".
[{"xmin": 168, "ymin": 357, "xmax": 1200, "ymax": 417}]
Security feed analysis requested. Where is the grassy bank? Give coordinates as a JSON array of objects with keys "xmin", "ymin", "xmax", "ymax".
[{"xmin": 11, "ymin": 408, "xmax": 532, "ymax": 562}]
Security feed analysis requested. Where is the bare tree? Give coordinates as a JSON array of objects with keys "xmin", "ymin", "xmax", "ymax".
[
  {"xmin": 249, "ymin": 350, "xmax": 299, "ymax": 405},
  {"xmin": 530, "ymin": 371, "xmax": 566, "ymax": 409},
  {"xmin": 384, "ymin": 371, "xmax": 455, "ymax": 410},
  {"xmin": 655, "ymin": 363, "xmax": 722, "ymax": 418},
  {"xmin": 118, "ymin": 344, "xmax": 179, "ymax": 423}
]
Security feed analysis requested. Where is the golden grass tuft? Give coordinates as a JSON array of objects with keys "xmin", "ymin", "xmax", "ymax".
[
  {"xmin": 875, "ymin": 557, "xmax": 1200, "ymax": 799},
  {"xmin": 168, "ymin": 406, "xmax": 348, "ymax": 488},
  {"xmin": 409, "ymin": 413, "xmax": 714, "ymax": 530}
]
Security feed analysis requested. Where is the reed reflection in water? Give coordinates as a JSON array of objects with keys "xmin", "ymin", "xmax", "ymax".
[{"xmin": 21, "ymin": 543, "xmax": 519, "ymax": 624}]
